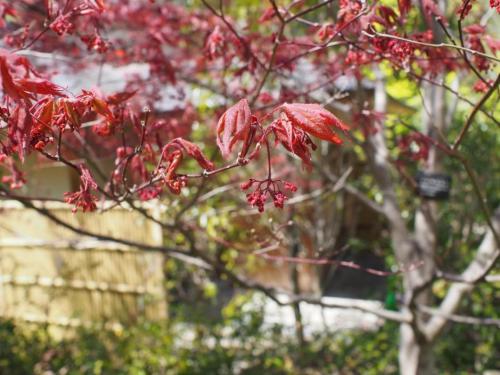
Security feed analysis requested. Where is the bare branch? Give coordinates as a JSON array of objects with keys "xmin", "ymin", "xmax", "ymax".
[
  {"xmin": 313, "ymin": 162, "xmax": 387, "ymax": 216},
  {"xmin": 418, "ymin": 305, "xmax": 500, "ymax": 327},
  {"xmin": 283, "ymin": 294, "xmax": 411, "ymax": 323},
  {"xmin": 363, "ymin": 29, "xmax": 500, "ymax": 63},
  {"xmin": 285, "ymin": 0, "xmax": 335, "ymax": 24},
  {"xmin": 0, "ymin": 188, "xmax": 210, "ymax": 269}
]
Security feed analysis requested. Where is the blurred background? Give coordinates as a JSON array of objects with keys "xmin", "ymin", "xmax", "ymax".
[{"xmin": 1, "ymin": 0, "xmax": 499, "ymax": 374}]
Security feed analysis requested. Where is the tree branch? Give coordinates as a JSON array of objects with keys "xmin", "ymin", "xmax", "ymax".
[
  {"xmin": 423, "ymin": 207, "xmax": 500, "ymax": 341},
  {"xmin": 452, "ymin": 74, "xmax": 500, "ymax": 150},
  {"xmin": 418, "ymin": 304, "xmax": 500, "ymax": 327},
  {"xmin": 363, "ymin": 29, "xmax": 500, "ymax": 63},
  {"xmin": 0, "ymin": 187, "xmax": 210, "ymax": 269}
]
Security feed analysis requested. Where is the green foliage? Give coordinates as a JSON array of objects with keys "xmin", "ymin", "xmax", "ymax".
[
  {"xmin": 1, "ymin": 290, "xmax": 497, "ymax": 375},
  {"xmin": 433, "ymin": 284, "xmax": 500, "ymax": 372},
  {"xmin": 0, "ymin": 320, "xmax": 51, "ymax": 375}
]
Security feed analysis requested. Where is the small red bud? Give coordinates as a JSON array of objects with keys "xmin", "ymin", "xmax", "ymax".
[
  {"xmin": 283, "ymin": 181, "xmax": 297, "ymax": 192},
  {"xmin": 34, "ymin": 140, "xmax": 46, "ymax": 151},
  {"xmin": 240, "ymin": 179, "xmax": 253, "ymax": 190}
]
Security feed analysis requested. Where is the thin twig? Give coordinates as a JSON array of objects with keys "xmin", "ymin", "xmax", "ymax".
[
  {"xmin": 452, "ymin": 74, "xmax": 500, "ymax": 150},
  {"xmin": 363, "ymin": 29, "xmax": 500, "ymax": 63}
]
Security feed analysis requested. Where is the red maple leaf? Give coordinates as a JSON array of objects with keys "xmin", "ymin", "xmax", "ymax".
[
  {"xmin": 279, "ymin": 103, "xmax": 349, "ymax": 144},
  {"xmin": 16, "ymin": 78, "xmax": 67, "ymax": 97},
  {"xmin": 216, "ymin": 98, "xmax": 252, "ymax": 158},
  {"xmin": 31, "ymin": 98, "xmax": 55, "ymax": 129},
  {"xmin": 107, "ymin": 89, "xmax": 138, "ymax": 105},
  {"xmin": 159, "ymin": 138, "xmax": 215, "ymax": 194},
  {"xmin": 271, "ymin": 113, "xmax": 317, "ymax": 166},
  {"xmin": 7, "ymin": 104, "xmax": 33, "ymax": 161},
  {"xmin": 0, "ymin": 57, "xmax": 31, "ymax": 101},
  {"xmin": 166, "ymin": 138, "xmax": 215, "ymax": 171}
]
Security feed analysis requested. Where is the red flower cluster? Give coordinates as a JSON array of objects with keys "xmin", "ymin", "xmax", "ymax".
[
  {"xmin": 64, "ymin": 165, "xmax": 99, "ymax": 212},
  {"xmin": 81, "ymin": 32, "xmax": 109, "ymax": 53},
  {"xmin": 50, "ymin": 14, "xmax": 75, "ymax": 36},
  {"xmin": 371, "ymin": 36, "xmax": 414, "ymax": 66},
  {"xmin": 48, "ymin": 0, "xmax": 105, "ymax": 36},
  {"xmin": 388, "ymin": 39, "xmax": 414, "ymax": 65},
  {"xmin": 473, "ymin": 79, "xmax": 493, "ymax": 93},
  {"xmin": 241, "ymin": 178, "xmax": 297, "ymax": 212}
]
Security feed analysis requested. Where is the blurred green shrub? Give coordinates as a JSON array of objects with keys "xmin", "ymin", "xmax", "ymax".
[{"xmin": 0, "ymin": 291, "xmax": 497, "ymax": 374}]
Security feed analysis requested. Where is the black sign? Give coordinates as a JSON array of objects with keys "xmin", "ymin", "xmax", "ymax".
[{"xmin": 416, "ymin": 172, "xmax": 451, "ymax": 200}]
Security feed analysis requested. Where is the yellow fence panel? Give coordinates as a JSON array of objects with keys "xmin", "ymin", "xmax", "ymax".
[{"xmin": 0, "ymin": 201, "xmax": 166, "ymax": 329}]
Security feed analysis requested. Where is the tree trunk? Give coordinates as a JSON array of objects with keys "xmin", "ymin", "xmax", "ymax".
[
  {"xmin": 367, "ymin": 69, "xmax": 442, "ymax": 374},
  {"xmin": 288, "ymin": 213, "xmax": 306, "ymax": 346},
  {"xmin": 402, "ymin": 76, "xmax": 447, "ymax": 375},
  {"xmin": 399, "ymin": 324, "xmax": 435, "ymax": 375}
]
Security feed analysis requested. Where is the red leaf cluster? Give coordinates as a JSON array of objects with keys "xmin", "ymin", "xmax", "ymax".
[
  {"xmin": 166, "ymin": 138, "xmax": 215, "ymax": 172},
  {"xmin": 212, "ymin": 99, "xmax": 349, "ymax": 211},
  {"xmin": 0, "ymin": 55, "xmax": 66, "ymax": 102},
  {"xmin": 64, "ymin": 165, "xmax": 99, "ymax": 212},
  {"xmin": 215, "ymin": 100, "xmax": 347, "ymax": 171},
  {"xmin": 216, "ymin": 99, "xmax": 253, "ymax": 159},
  {"xmin": 270, "ymin": 112, "xmax": 317, "ymax": 166},
  {"xmin": 158, "ymin": 138, "xmax": 214, "ymax": 194},
  {"xmin": 398, "ymin": 132, "xmax": 431, "ymax": 163},
  {"xmin": 279, "ymin": 103, "xmax": 349, "ymax": 144}
]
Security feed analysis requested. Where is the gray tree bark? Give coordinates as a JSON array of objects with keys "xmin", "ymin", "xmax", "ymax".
[{"xmin": 367, "ymin": 70, "xmax": 444, "ymax": 374}]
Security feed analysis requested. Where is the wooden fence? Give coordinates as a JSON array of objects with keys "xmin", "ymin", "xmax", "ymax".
[{"xmin": 0, "ymin": 201, "xmax": 167, "ymax": 330}]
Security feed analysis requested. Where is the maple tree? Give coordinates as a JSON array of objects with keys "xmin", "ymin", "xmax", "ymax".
[{"xmin": 0, "ymin": 0, "xmax": 499, "ymax": 373}]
